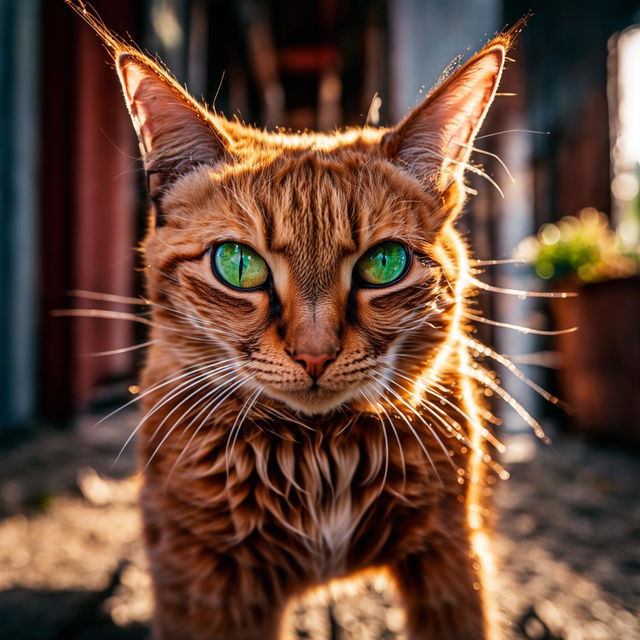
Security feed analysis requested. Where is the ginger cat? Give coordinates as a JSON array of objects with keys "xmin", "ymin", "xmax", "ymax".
[{"xmin": 69, "ymin": 4, "xmax": 516, "ymax": 638}]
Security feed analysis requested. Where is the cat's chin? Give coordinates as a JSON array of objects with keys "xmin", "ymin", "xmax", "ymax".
[{"xmin": 262, "ymin": 385, "xmax": 363, "ymax": 417}]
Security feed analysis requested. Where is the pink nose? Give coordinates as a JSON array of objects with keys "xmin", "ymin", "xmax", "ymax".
[{"xmin": 294, "ymin": 352, "xmax": 336, "ymax": 379}]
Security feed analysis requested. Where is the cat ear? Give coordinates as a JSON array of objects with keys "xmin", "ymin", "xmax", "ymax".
[
  {"xmin": 382, "ymin": 43, "xmax": 505, "ymax": 196},
  {"xmin": 116, "ymin": 53, "xmax": 233, "ymax": 201}
]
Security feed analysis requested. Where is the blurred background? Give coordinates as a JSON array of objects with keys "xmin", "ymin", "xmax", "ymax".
[{"xmin": 0, "ymin": 1, "xmax": 639, "ymax": 639}]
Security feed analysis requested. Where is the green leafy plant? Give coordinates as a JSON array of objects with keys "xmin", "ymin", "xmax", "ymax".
[{"xmin": 516, "ymin": 208, "xmax": 640, "ymax": 282}]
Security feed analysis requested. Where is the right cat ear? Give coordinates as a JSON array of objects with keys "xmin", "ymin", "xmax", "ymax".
[
  {"xmin": 116, "ymin": 53, "xmax": 233, "ymax": 209},
  {"xmin": 381, "ymin": 40, "xmax": 507, "ymax": 202}
]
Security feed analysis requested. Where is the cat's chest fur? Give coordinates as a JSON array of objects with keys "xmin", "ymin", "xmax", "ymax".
[{"xmin": 140, "ymin": 399, "xmax": 459, "ymax": 582}]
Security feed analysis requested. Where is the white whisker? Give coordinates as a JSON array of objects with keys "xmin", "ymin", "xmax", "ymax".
[
  {"xmin": 475, "ymin": 128, "xmax": 549, "ymax": 140},
  {"xmin": 469, "ymin": 277, "xmax": 577, "ymax": 299},
  {"xmin": 464, "ymin": 312, "xmax": 578, "ymax": 336},
  {"xmin": 113, "ymin": 359, "xmax": 240, "ymax": 466},
  {"xmin": 358, "ymin": 389, "xmax": 390, "ymax": 494},
  {"xmin": 225, "ymin": 386, "xmax": 263, "ymax": 472},
  {"xmin": 98, "ymin": 354, "xmax": 229, "ymax": 426},
  {"xmin": 88, "ymin": 339, "xmax": 157, "ymax": 357},
  {"xmin": 146, "ymin": 373, "xmax": 252, "ymax": 472},
  {"xmin": 147, "ymin": 365, "xmax": 241, "ymax": 444},
  {"xmin": 450, "ymin": 139, "xmax": 515, "ymax": 183},
  {"xmin": 375, "ymin": 380, "xmax": 444, "ymax": 485}
]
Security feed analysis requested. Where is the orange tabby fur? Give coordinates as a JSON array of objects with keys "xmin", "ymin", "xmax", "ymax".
[{"xmin": 69, "ymin": 4, "xmax": 515, "ymax": 638}]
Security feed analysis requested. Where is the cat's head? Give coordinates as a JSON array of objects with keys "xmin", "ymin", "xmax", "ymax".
[{"xmin": 115, "ymin": 39, "xmax": 506, "ymax": 416}]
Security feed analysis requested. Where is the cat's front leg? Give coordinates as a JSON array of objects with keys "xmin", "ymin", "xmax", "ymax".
[
  {"xmin": 150, "ymin": 572, "xmax": 286, "ymax": 640},
  {"xmin": 390, "ymin": 534, "xmax": 495, "ymax": 640},
  {"xmin": 145, "ymin": 525, "xmax": 287, "ymax": 640}
]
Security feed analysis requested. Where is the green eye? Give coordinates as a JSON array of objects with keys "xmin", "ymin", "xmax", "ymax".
[
  {"xmin": 356, "ymin": 241, "xmax": 410, "ymax": 286},
  {"xmin": 213, "ymin": 242, "xmax": 268, "ymax": 289}
]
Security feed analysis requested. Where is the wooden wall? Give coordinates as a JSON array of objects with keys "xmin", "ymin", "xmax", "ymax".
[{"xmin": 38, "ymin": 1, "xmax": 140, "ymax": 421}]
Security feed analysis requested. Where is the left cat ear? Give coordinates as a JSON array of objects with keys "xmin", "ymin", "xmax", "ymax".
[
  {"xmin": 382, "ymin": 42, "xmax": 506, "ymax": 195},
  {"xmin": 116, "ymin": 53, "xmax": 233, "ymax": 207}
]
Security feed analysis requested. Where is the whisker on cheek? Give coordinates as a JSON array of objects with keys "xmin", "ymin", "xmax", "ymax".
[
  {"xmin": 168, "ymin": 375, "xmax": 257, "ymax": 479},
  {"xmin": 147, "ymin": 372, "xmax": 253, "ymax": 473},
  {"xmin": 113, "ymin": 358, "xmax": 242, "ymax": 466},
  {"xmin": 225, "ymin": 386, "xmax": 264, "ymax": 472}
]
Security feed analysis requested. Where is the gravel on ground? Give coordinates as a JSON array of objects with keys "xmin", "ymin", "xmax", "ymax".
[{"xmin": 0, "ymin": 411, "xmax": 637, "ymax": 640}]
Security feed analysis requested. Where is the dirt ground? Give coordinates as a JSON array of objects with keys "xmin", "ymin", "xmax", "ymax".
[{"xmin": 0, "ymin": 410, "xmax": 638, "ymax": 640}]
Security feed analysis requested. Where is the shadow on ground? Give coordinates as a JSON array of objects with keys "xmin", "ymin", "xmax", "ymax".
[{"xmin": 0, "ymin": 587, "xmax": 148, "ymax": 640}]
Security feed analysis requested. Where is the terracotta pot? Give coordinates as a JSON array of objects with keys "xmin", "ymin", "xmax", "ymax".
[{"xmin": 550, "ymin": 276, "xmax": 640, "ymax": 448}]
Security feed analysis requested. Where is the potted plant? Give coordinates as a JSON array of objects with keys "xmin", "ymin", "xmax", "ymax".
[{"xmin": 516, "ymin": 208, "xmax": 640, "ymax": 447}]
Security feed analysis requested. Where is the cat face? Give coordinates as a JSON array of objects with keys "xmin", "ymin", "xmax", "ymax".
[
  {"xmin": 118, "ymin": 43, "xmax": 505, "ymax": 415},
  {"xmin": 145, "ymin": 151, "xmax": 446, "ymax": 414}
]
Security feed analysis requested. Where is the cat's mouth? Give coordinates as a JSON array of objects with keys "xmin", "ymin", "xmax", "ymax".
[
  {"xmin": 251, "ymin": 354, "xmax": 395, "ymax": 416},
  {"xmin": 263, "ymin": 376, "xmax": 388, "ymax": 416}
]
